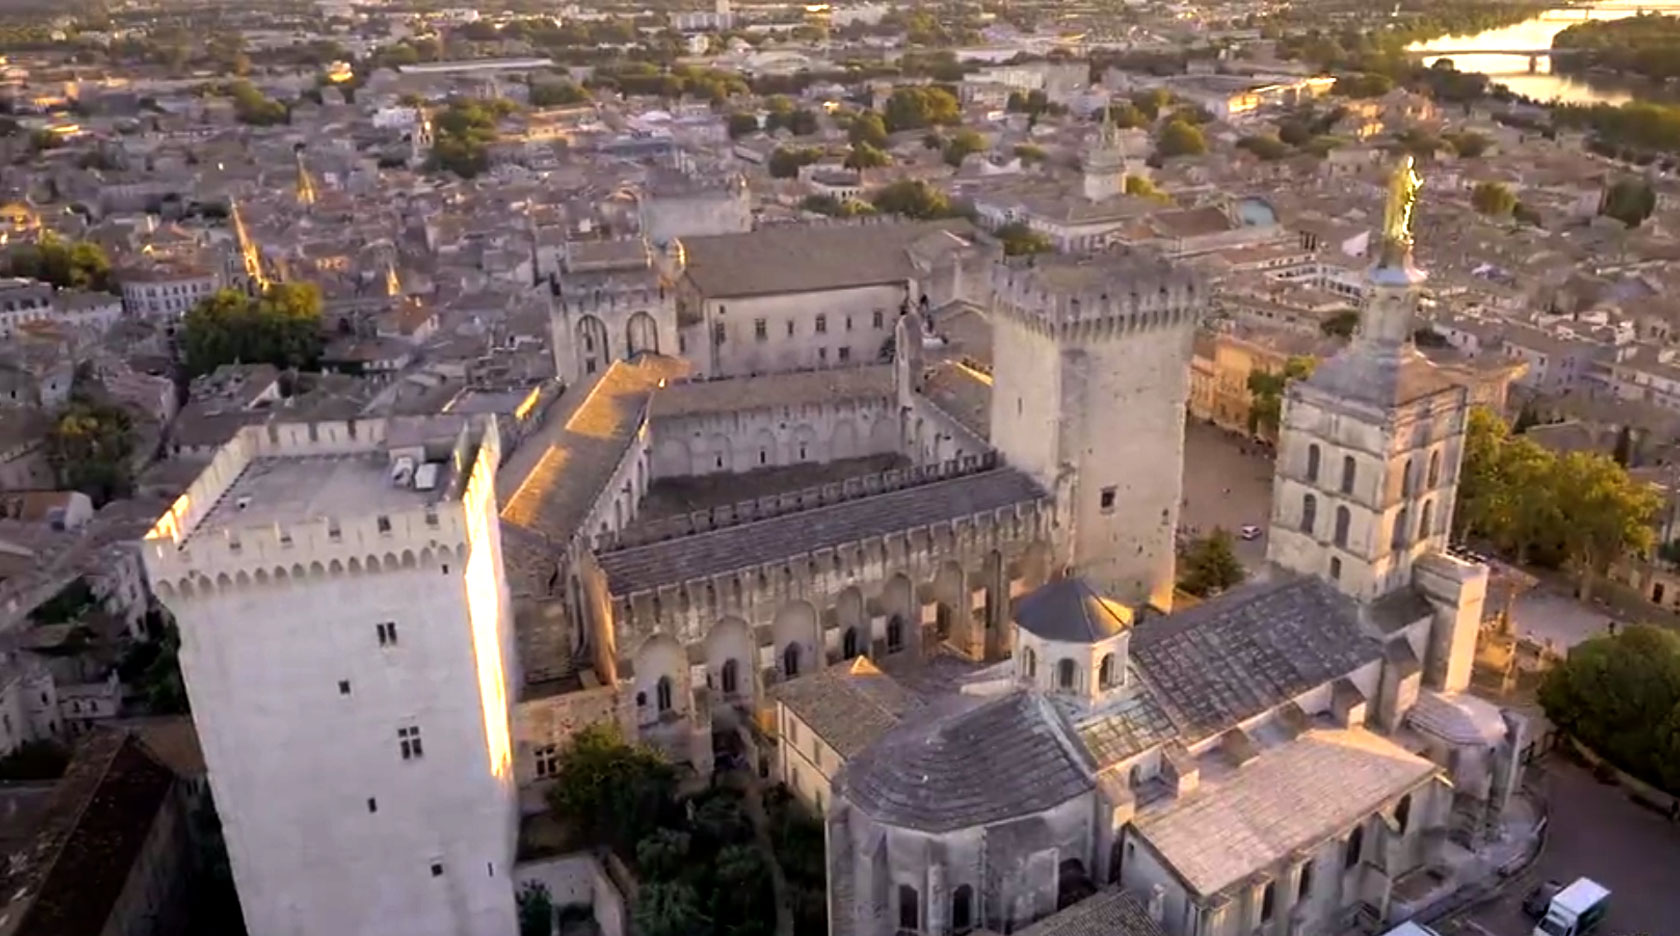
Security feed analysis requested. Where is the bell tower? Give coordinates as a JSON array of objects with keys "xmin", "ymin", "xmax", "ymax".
[{"xmin": 1081, "ymin": 109, "xmax": 1130, "ymax": 203}]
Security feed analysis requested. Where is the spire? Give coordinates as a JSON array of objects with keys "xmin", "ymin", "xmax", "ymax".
[
  {"xmin": 295, "ymin": 150, "xmax": 317, "ymax": 207},
  {"xmin": 229, "ymin": 199, "xmax": 269, "ymax": 292}
]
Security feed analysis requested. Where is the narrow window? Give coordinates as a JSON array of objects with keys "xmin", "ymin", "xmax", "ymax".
[
  {"xmin": 873, "ymin": 309, "xmax": 884, "ymax": 328},
  {"xmin": 1057, "ymin": 658, "xmax": 1076, "ymax": 690},
  {"xmin": 1334, "ymin": 506, "xmax": 1350, "ymax": 548},
  {"xmin": 1098, "ymin": 653, "xmax": 1115, "ymax": 689},
  {"xmin": 754, "ymin": 318, "xmax": 767, "ymax": 341},
  {"xmin": 1261, "ymin": 881, "xmax": 1276, "ymax": 922},
  {"xmin": 376, "ymin": 515, "xmax": 392, "ymax": 533},
  {"xmin": 898, "ymin": 885, "xmax": 919, "ymax": 931},
  {"xmin": 376, "ymin": 621, "xmax": 398, "ymax": 646},
  {"xmin": 367, "ymin": 797, "xmax": 378, "ymax": 813},
  {"xmin": 843, "ymin": 627, "xmax": 860, "ymax": 659},
  {"xmin": 721, "ymin": 659, "xmax": 739, "ymax": 695},
  {"xmin": 816, "ymin": 313, "xmax": 827, "ymax": 334},
  {"xmin": 1100, "ymin": 486, "xmax": 1117, "ymax": 512},
  {"xmin": 1427, "ymin": 450, "xmax": 1440, "ymax": 487},
  {"xmin": 1022, "ymin": 645, "xmax": 1036, "ymax": 679},
  {"xmin": 785, "ymin": 320, "xmax": 794, "ymax": 337},
  {"xmin": 783, "ymin": 643, "xmax": 801, "ymax": 678},
  {"xmin": 1392, "ymin": 507, "xmax": 1410, "ymax": 550},
  {"xmin": 399, "ymin": 726, "xmax": 424, "ymax": 760},
  {"xmin": 1345, "ymin": 826, "xmax": 1363, "ymax": 869},
  {"xmin": 1329, "ymin": 556, "xmax": 1342, "ymax": 581},
  {"xmin": 1298, "ymin": 858, "xmax": 1314, "ymax": 901},
  {"xmin": 839, "ymin": 346, "xmax": 851, "ymax": 362},
  {"xmin": 1306, "ymin": 443, "xmax": 1321, "ymax": 483},
  {"xmin": 1395, "ymin": 793, "xmax": 1413, "ymax": 834},
  {"xmin": 1402, "ymin": 458, "xmax": 1415, "ymax": 497},
  {"xmin": 655, "ymin": 676, "xmax": 673, "ymax": 713},
  {"xmin": 887, "ymin": 616, "xmax": 904, "ymax": 652},
  {"xmin": 1341, "ymin": 456, "xmax": 1356, "ymax": 494},
  {"xmin": 1301, "ymin": 493, "xmax": 1318, "ymax": 534}
]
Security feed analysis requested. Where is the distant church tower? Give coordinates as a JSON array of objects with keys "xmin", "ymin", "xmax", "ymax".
[
  {"xmin": 988, "ymin": 253, "xmax": 1207, "ymax": 611},
  {"xmin": 1081, "ymin": 108, "xmax": 1129, "ymax": 203},
  {"xmin": 295, "ymin": 149, "xmax": 318, "ymax": 207},
  {"xmin": 1267, "ymin": 156, "xmax": 1468, "ymax": 602}
]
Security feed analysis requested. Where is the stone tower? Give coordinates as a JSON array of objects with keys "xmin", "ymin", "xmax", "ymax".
[
  {"xmin": 1267, "ymin": 158, "xmax": 1469, "ymax": 602},
  {"xmin": 988, "ymin": 254, "xmax": 1207, "ymax": 610},
  {"xmin": 1082, "ymin": 109, "xmax": 1129, "ymax": 203}
]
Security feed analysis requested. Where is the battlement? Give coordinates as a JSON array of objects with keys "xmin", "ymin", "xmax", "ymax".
[
  {"xmin": 143, "ymin": 416, "xmax": 501, "ymax": 589},
  {"xmin": 989, "ymin": 254, "xmax": 1206, "ymax": 339},
  {"xmin": 599, "ymin": 453, "xmax": 998, "ymax": 552}
]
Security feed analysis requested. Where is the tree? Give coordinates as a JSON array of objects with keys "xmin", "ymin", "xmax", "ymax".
[
  {"xmin": 544, "ymin": 724, "xmax": 677, "ymax": 857},
  {"xmin": 767, "ymin": 146, "xmax": 820, "ymax": 179},
  {"xmin": 179, "ymin": 283, "xmax": 325, "ymax": 377},
  {"xmin": 786, "ymin": 108, "xmax": 820, "ymax": 135},
  {"xmin": 1321, "ymin": 309, "xmax": 1360, "ymax": 339},
  {"xmin": 0, "ymin": 740, "xmax": 70, "ymax": 781},
  {"xmin": 427, "ymin": 97, "xmax": 513, "ymax": 179},
  {"xmin": 517, "ymin": 880, "xmax": 554, "ymax": 936},
  {"xmin": 634, "ymin": 882, "xmax": 708, "ymax": 936},
  {"xmin": 227, "ymin": 80, "xmax": 288, "ymax": 126},
  {"xmin": 1601, "ymin": 177, "xmax": 1656, "ymax": 227},
  {"xmin": 46, "ymin": 399, "xmax": 135, "ymax": 505},
  {"xmin": 635, "ymin": 828, "xmax": 693, "ymax": 881},
  {"xmin": 1445, "ymin": 130, "xmax": 1489, "ymax": 157},
  {"xmin": 726, "ymin": 111, "xmax": 760, "ymax": 139},
  {"xmin": 4, "ymin": 234, "xmax": 113, "ymax": 292},
  {"xmin": 995, "ymin": 221, "xmax": 1051, "ymax": 256},
  {"xmin": 1245, "ymin": 356, "xmax": 1315, "ymax": 438},
  {"xmin": 845, "ymin": 142, "xmax": 890, "ymax": 169},
  {"xmin": 1179, "ymin": 528, "xmax": 1247, "ymax": 597},
  {"xmin": 1155, "ymin": 119, "xmax": 1207, "ymax": 158},
  {"xmin": 1013, "ymin": 142, "xmax": 1047, "ymax": 164},
  {"xmin": 942, "ymin": 128, "xmax": 986, "ymax": 167},
  {"xmin": 1104, "ymin": 102, "xmax": 1146, "ymax": 128},
  {"xmin": 1471, "ymin": 181, "xmax": 1517, "ymax": 217},
  {"xmin": 1129, "ymin": 88, "xmax": 1173, "ymax": 120},
  {"xmin": 1539, "ymin": 625, "xmax": 1680, "ymax": 794},
  {"xmin": 1332, "ymin": 72, "xmax": 1394, "ymax": 98},
  {"xmin": 530, "ymin": 81, "xmax": 588, "ymax": 107},
  {"xmin": 848, "ymin": 110, "xmax": 889, "ymax": 148},
  {"xmin": 1237, "ymin": 134, "xmax": 1291, "ymax": 161},
  {"xmin": 800, "ymin": 194, "xmax": 872, "ymax": 217},
  {"xmin": 870, "ymin": 179, "xmax": 952, "ymax": 219},
  {"xmin": 882, "ymin": 86, "xmax": 960, "ymax": 131},
  {"xmin": 1552, "ymin": 450, "xmax": 1660, "ymax": 601},
  {"xmin": 1125, "ymin": 175, "xmax": 1169, "ymax": 201}
]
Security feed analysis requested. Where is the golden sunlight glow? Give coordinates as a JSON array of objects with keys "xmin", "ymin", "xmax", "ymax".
[
  {"xmin": 955, "ymin": 359, "xmax": 993, "ymax": 387},
  {"xmin": 513, "ymin": 386, "xmax": 542, "ymax": 422},
  {"xmin": 465, "ymin": 470, "xmax": 513, "ymax": 780}
]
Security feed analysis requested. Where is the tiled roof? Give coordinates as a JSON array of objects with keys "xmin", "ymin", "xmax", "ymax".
[
  {"xmin": 596, "ymin": 467, "xmax": 1044, "ymax": 594},
  {"xmin": 842, "ymin": 691, "xmax": 1093, "ymax": 833},
  {"xmin": 1070, "ymin": 679, "xmax": 1180, "ymax": 768},
  {"xmin": 679, "ymin": 220, "xmax": 977, "ymax": 299},
  {"xmin": 1009, "ymin": 889, "xmax": 1166, "ymax": 936},
  {"xmin": 1132, "ymin": 728, "xmax": 1438, "ymax": 896},
  {"xmin": 1130, "ymin": 575, "xmax": 1382, "ymax": 744},
  {"xmin": 771, "ymin": 657, "xmax": 921, "ymax": 759}
]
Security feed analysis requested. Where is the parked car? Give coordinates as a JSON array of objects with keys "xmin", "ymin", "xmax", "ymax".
[{"xmin": 1239, "ymin": 524, "xmax": 1262, "ymax": 541}]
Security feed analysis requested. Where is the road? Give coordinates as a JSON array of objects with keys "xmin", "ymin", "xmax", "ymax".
[{"xmin": 1438, "ymin": 759, "xmax": 1680, "ymax": 936}]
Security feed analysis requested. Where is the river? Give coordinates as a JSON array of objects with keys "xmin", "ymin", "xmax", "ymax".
[{"xmin": 1406, "ymin": 0, "xmax": 1679, "ymax": 105}]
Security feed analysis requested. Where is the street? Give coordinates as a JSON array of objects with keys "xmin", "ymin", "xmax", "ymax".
[{"xmin": 1437, "ymin": 758, "xmax": 1680, "ymax": 936}]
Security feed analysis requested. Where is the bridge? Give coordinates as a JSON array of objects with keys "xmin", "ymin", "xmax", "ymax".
[{"xmin": 1405, "ymin": 45, "xmax": 1596, "ymax": 72}]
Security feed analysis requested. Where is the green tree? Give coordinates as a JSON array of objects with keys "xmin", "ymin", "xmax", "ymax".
[
  {"xmin": 848, "ymin": 110, "xmax": 889, "ymax": 148},
  {"xmin": 1104, "ymin": 102, "xmax": 1147, "ymax": 128},
  {"xmin": 1155, "ymin": 119, "xmax": 1207, "ymax": 158},
  {"xmin": 870, "ymin": 179, "xmax": 953, "ymax": 219},
  {"xmin": 882, "ymin": 86, "xmax": 960, "ymax": 131},
  {"xmin": 634, "ymin": 881, "xmax": 708, "ymax": 936},
  {"xmin": 768, "ymin": 146, "xmax": 821, "ymax": 179},
  {"xmin": 786, "ymin": 108, "xmax": 820, "ymax": 135},
  {"xmin": 1601, "ymin": 177, "xmax": 1656, "ymax": 227},
  {"xmin": 1245, "ymin": 356, "xmax": 1315, "ymax": 438},
  {"xmin": 517, "ymin": 880, "xmax": 554, "ymax": 936},
  {"xmin": 942, "ymin": 128, "xmax": 986, "ymax": 167},
  {"xmin": 726, "ymin": 111, "xmax": 760, "ymax": 139},
  {"xmin": 1540, "ymin": 625, "xmax": 1680, "ymax": 794},
  {"xmin": 1445, "ymin": 130, "xmax": 1489, "ymax": 157},
  {"xmin": 46, "ymin": 399, "xmax": 135, "ymax": 505},
  {"xmin": 800, "ymin": 194, "xmax": 873, "ymax": 217},
  {"xmin": 1552, "ymin": 450, "xmax": 1660, "ymax": 600},
  {"xmin": 1130, "ymin": 87, "xmax": 1173, "ymax": 120},
  {"xmin": 227, "ymin": 80, "xmax": 288, "ymax": 126},
  {"xmin": 1331, "ymin": 72, "xmax": 1394, "ymax": 98},
  {"xmin": 1321, "ymin": 309, "xmax": 1360, "ymax": 339},
  {"xmin": 1237, "ymin": 134, "xmax": 1291, "ymax": 160},
  {"xmin": 994, "ymin": 221, "xmax": 1051, "ymax": 256},
  {"xmin": 1125, "ymin": 174, "xmax": 1169, "ymax": 201},
  {"xmin": 1179, "ymin": 528, "xmax": 1247, "ymax": 597},
  {"xmin": 4, "ymin": 234, "xmax": 114, "ymax": 292},
  {"xmin": 635, "ymin": 828, "xmax": 693, "ymax": 881},
  {"xmin": 1013, "ymin": 143, "xmax": 1047, "ymax": 164},
  {"xmin": 845, "ymin": 142, "xmax": 890, "ymax": 169},
  {"xmin": 179, "ymin": 283, "xmax": 325, "ymax": 377},
  {"xmin": 544, "ymin": 724, "xmax": 677, "ymax": 856},
  {"xmin": 529, "ymin": 81, "xmax": 588, "ymax": 107},
  {"xmin": 1471, "ymin": 181, "xmax": 1517, "ymax": 217}
]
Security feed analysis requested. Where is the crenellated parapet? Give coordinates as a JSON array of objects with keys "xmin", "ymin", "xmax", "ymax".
[
  {"xmin": 989, "ymin": 254, "xmax": 1207, "ymax": 342},
  {"xmin": 598, "ymin": 453, "xmax": 998, "ymax": 551}
]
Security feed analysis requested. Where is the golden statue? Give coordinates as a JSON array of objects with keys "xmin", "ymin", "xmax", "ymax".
[{"xmin": 1380, "ymin": 154, "xmax": 1423, "ymax": 266}]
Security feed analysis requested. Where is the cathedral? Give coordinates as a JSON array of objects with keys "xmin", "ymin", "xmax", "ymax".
[{"xmin": 506, "ymin": 160, "xmax": 1527, "ymax": 936}]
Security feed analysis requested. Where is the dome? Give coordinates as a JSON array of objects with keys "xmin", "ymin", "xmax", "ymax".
[{"xmin": 1015, "ymin": 578, "xmax": 1131, "ymax": 644}]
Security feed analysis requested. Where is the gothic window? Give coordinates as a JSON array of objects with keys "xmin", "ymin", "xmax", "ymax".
[
  {"xmin": 1392, "ymin": 507, "xmax": 1410, "ymax": 550},
  {"xmin": 1261, "ymin": 881, "xmax": 1276, "ymax": 922},
  {"xmin": 1301, "ymin": 493, "xmax": 1318, "ymax": 534},
  {"xmin": 1402, "ymin": 458, "xmax": 1415, "ymax": 498},
  {"xmin": 1306, "ymin": 443, "xmax": 1321, "ymax": 483},
  {"xmin": 1345, "ymin": 825, "xmax": 1364, "ymax": 869},
  {"xmin": 1420, "ymin": 500, "xmax": 1434, "ymax": 539},
  {"xmin": 1395, "ymin": 793, "xmax": 1413, "ymax": 834},
  {"xmin": 1098, "ymin": 653, "xmax": 1116, "ymax": 689},
  {"xmin": 952, "ymin": 885, "xmax": 974, "ymax": 935},
  {"xmin": 898, "ymin": 885, "xmax": 919, "ymax": 932},
  {"xmin": 782, "ymin": 643, "xmax": 801, "ymax": 678},
  {"xmin": 1428, "ymin": 450, "xmax": 1441, "ymax": 487},
  {"xmin": 887, "ymin": 615, "xmax": 905, "ymax": 652},
  {"xmin": 1057, "ymin": 658, "xmax": 1077, "ymax": 691},
  {"xmin": 721, "ymin": 659, "xmax": 739, "ymax": 696},
  {"xmin": 842, "ymin": 627, "xmax": 860, "ymax": 659},
  {"xmin": 655, "ymin": 676, "xmax": 673, "ymax": 713},
  {"xmin": 1341, "ymin": 456, "xmax": 1357, "ymax": 495},
  {"xmin": 1022, "ymin": 646, "xmax": 1036, "ymax": 680},
  {"xmin": 1334, "ymin": 506, "xmax": 1350, "ymax": 548}
]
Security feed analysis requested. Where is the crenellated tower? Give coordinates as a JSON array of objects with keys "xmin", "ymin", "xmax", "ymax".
[{"xmin": 987, "ymin": 253, "xmax": 1208, "ymax": 610}]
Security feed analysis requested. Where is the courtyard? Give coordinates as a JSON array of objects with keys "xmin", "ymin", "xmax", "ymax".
[{"xmin": 1180, "ymin": 419, "xmax": 1277, "ymax": 570}]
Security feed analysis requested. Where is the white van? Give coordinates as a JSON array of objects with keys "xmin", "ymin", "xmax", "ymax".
[{"xmin": 1533, "ymin": 878, "xmax": 1610, "ymax": 936}]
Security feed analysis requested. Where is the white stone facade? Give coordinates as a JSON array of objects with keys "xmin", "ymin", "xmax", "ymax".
[{"xmin": 143, "ymin": 418, "xmax": 519, "ymax": 936}]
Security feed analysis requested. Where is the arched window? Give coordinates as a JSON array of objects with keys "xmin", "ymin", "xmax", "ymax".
[
  {"xmin": 720, "ymin": 659, "xmax": 739, "ymax": 696},
  {"xmin": 1341, "ymin": 456, "xmax": 1357, "ymax": 495},
  {"xmin": 655, "ymin": 677, "xmax": 674, "ymax": 713},
  {"xmin": 1301, "ymin": 493, "xmax": 1318, "ymax": 534},
  {"xmin": 1261, "ymin": 881, "xmax": 1276, "ymax": 922},
  {"xmin": 1401, "ymin": 457, "xmax": 1415, "ymax": 497},
  {"xmin": 1298, "ymin": 858, "xmax": 1314, "ymax": 901},
  {"xmin": 783, "ymin": 643, "xmax": 801, "ymax": 679},
  {"xmin": 1057, "ymin": 658, "xmax": 1077, "ymax": 691},
  {"xmin": 843, "ymin": 627, "xmax": 860, "ymax": 659},
  {"xmin": 1345, "ymin": 825, "xmax": 1364, "ymax": 869},
  {"xmin": 1098, "ymin": 653, "xmax": 1116, "ymax": 689},
  {"xmin": 1420, "ymin": 499, "xmax": 1434, "ymax": 539},
  {"xmin": 886, "ymin": 615, "xmax": 904, "ymax": 652},
  {"xmin": 898, "ymin": 884, "xmax": 919, "ymax": 932},
  {"xmin": 1427, "ymin": 450, "xmax": 1440, "ymax": 487},
  {"xmin": 1392, "ymin": 507, "xmax": 1410, "ymax": 550},
  {"xmin": 952, "ymin": 884, "xmax": 974, "ymax": 935},
  {"xmin": 1022, "ymin": 646, "xmax": 1037, "ymax": 680},
  {"xmin": 1395, "ymin": 793, "xmax": 1413, "ymax": 834},
  {"xmin": 1334, "ymin": 506, "xmax": 1350, "ymax": 548},
  {"xmin": 1306, "ymin": 443, "xmax": 1321, "ymax": 483}
]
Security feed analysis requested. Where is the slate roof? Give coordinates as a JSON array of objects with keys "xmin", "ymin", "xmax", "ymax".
[
  {"xmin": 1016, "ymin": 578, "xmax": 1132, "ymax": 644},
  {"xmin": 1132, "ymin": 728, "xmax": 1438, "ymax": 896},
  {"xmin": 1008, "ymin": 889, "xmax": 1166, "ymax": 936},
  {"xmin": 1069, "ymin": 679, "xmax": 1180, "ymax": 768},
  {"xmin": 771, "ymin": 657, "xmax": 921, "ymax": 759},
  {"xmin": 842, "ymin": 691, "xmax": 1093, "ymax": 833},
  {"xmin": 679, "ymin": 220, "xmax": 978, "ymax": 299},
  {"xmin": 1303, "ymin": 344, "xmax": 1463, "ymax": 411},
  {"xmin": 1129, "ymin": 575, "xmax": 1382, "ymax": 744},
  {"xmin": 596, "ymin": 468, "xmax": 1045, "ymax": 594},
  {"xmin": 649, "ymin": 366, "xmax": 894, "ymax": 419}
]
